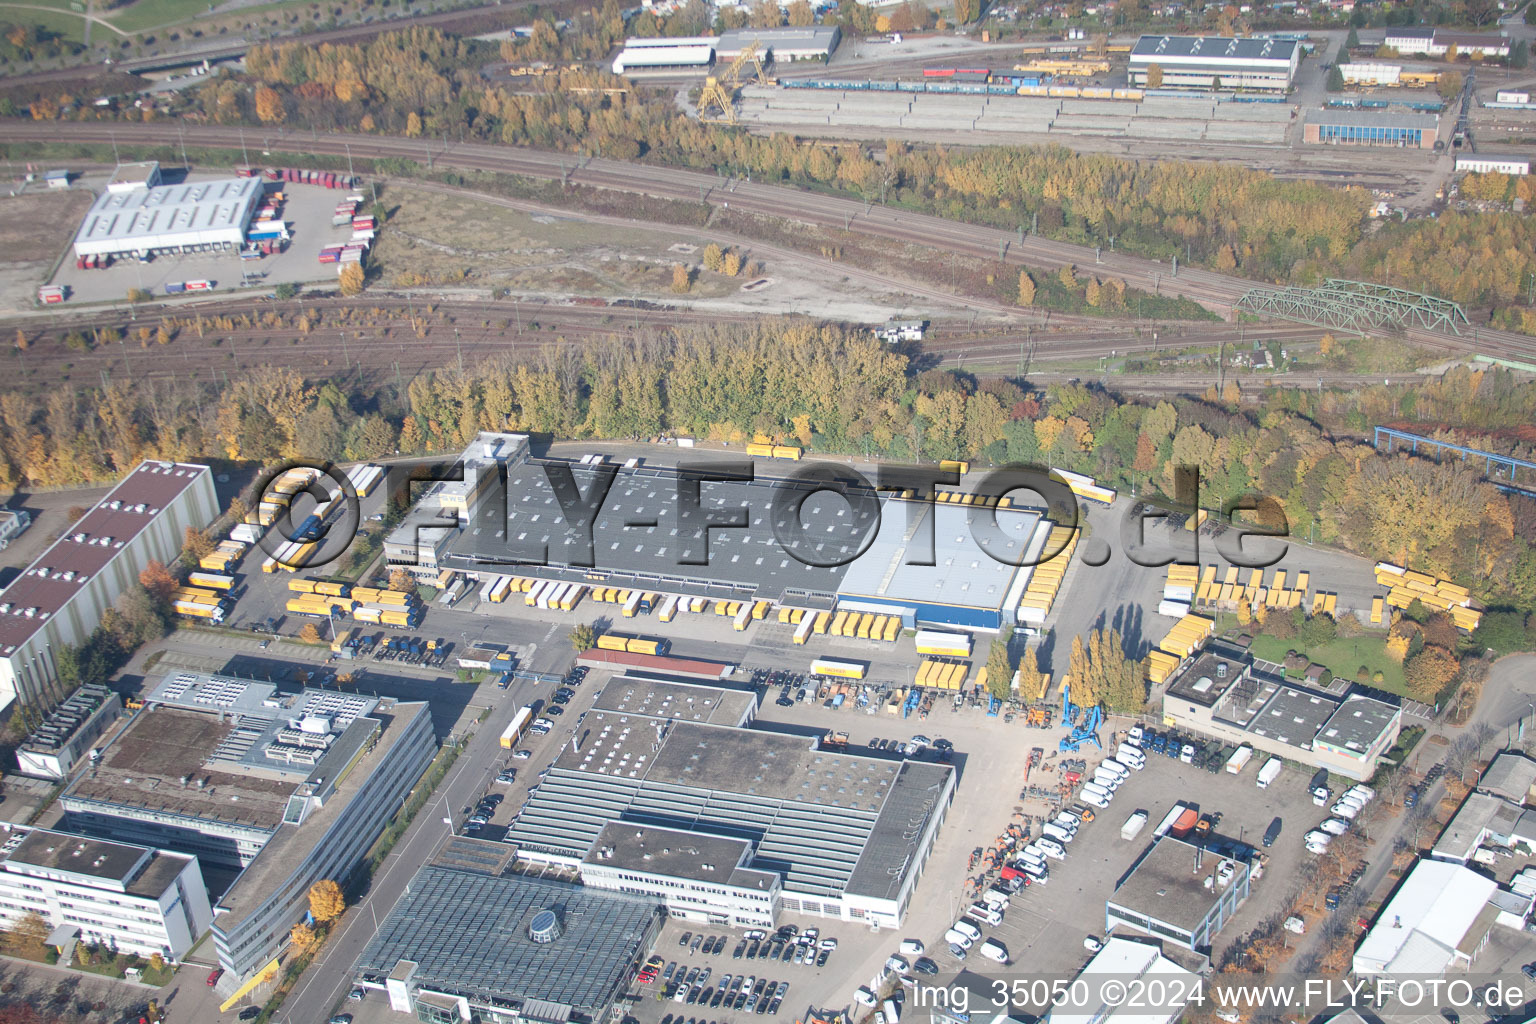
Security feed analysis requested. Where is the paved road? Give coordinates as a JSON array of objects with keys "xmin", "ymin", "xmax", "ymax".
[{"xmin": 7, "ymin": 122, "xmax": 1536, "ymax": 363}]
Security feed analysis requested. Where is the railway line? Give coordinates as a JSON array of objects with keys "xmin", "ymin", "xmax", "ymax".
[{"xmin": 5, "ymin": 124, "xmax": 1536, "ymax": 363}]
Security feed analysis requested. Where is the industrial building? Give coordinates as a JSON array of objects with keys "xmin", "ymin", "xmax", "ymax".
[
  {"xmin": 611, "ymin": 36, "xmax": 716, "ymax": 75},
  {"xmin": 107, "ymin": 160, "xmax": 163, "ymax": 194},
  {"xmin": 1383, "ymin": 27, "xmax": 1509, "ymax": 58},
  {"xmin": 59, "ymin": 671, "xmax": 435, "ymax": 982},
  {"xmin": 15, "ymin": 683, "xmax": 120, "ymax": 780},
  {"xmin": 1353, "ymin": 859, "xmax": 1527, "ymax": 975},
  {"xmin": 716, "ymin": 26, "xmax": 840, "ymax": 63},
  {"xmin": 1303, "ymin": 108, "xmax": 1440, "ymax": 147},
  {"xmin": 580, "ymin": 823, "xmax": 779, "ymax": 927},
  {"xmin": 72, "ymin": 174, "xmax": 265, "ymax": 261},
  {"xmin": 0, "ymin": 460, "xmax": 218, "ymax": 713},
  {"xmin": 354, "ymin": 841, "xmax": 664, "ymax": 1023},
  {"xmin": 1339, "ymin": 62, "xmax": 1402, "ymax": 87},
  {"xmin": 1128, "ymin": 35, "xmax": 1300, "ymax": 92},
  {"xmin": 403, "ymin": 433, "xmax": 1057, "ymax": 632},
  {"xmin": 1430, "ymin": 751, "xmax": 1536, "ymax": 863},
  {"xmin": 503, "ymin": 679, "xmax": 956, "ymax": 929},
  {"xmin": 1045, "ymin": 936, "xmax": 1203, "ymax": 1024},
  {"xmin": 0, "ymin": 508, "xmax": 31, "ymax": 550},
  {"xmin": 1158, "ymin": 639, "xmax": 1401, "ymax": 780},
  {"xmin": 1457, "ymin": 153, "xmax": 1531, "ymax": 175},
  {"xmin": 0, "ymin": 828, "xmax": 212, "ymax": 962},
  {"xmin": 1104, "ymin": 836, "xmax": 1252, "ymax": 952}
]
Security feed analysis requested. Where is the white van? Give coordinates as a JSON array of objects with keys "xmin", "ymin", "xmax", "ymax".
[
  {"xmin": 1100, "ymin": 758, "xmax": 1131, "ymax": 781},
  {"xmin": 1043, "ymin": 823, "xmax": 1075, "ymax": 845},
  {"xmin": 1035, "ymin": 837, "xmax": 1067, "ymax": 859},
  {"xmin": 979, "ymin": 938, "xmax": 1010, "ymax": 964},
  {"xmin": 1092, "ymin": 769, "xmax": 1122, "ymax": 790},
  {"xmin": 951, "ymin": 918, "xmax": 982, "ymax": 942},
  {"xmin": 898, "ymin": 938, "xmax": 925, "ymax": 955},
  {"xmin": 1082, "ymin": 782, "xmax": 1114, "ymax": 803},
  {"xmin": 883, "ymin": 999, "xmax": 901, "ymax": 1024},
  {"xmin": 983, "ymin": 886, "xmax": 1012, "ymax": 908},
  {"xmin": 968, "ymin": 902, "xmax": 1003, "ymax": 926},
  {"xmin": 1021, "ymin": 861, "xmax": 1048, "ymax": 883},
  {"xmin": 1081, "ymin": 787, "xmax": 1111, "ymax": 808},
  {"xmin": 943, "ymin": 927, "xmax": 975, "ymax": 949},
  {"xmin": 1117, "ymin": 745, "xmax": 1146, "ymax": 769},
  {"xmin": 1052, "ymin": 812, "xmax": 1081, "ymax": 834}
]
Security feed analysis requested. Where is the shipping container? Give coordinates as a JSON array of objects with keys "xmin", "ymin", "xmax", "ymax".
[
  {"xmin": 811, "ymin": 658, "xmax": 867, "ymax": 680},
  {"xmin": 501, "ymin": 706, "xmax": 534, "ymax": 748},
  {"xmin": 188, "ymin": 571, "xmax": 235, "ymax": 590}
]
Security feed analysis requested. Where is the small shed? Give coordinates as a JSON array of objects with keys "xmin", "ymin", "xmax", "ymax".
[{"xmin": 44, "ymin": 170, "xmax": 70, "ymax": 189}]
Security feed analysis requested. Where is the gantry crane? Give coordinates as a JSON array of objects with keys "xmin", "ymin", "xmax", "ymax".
[{"xmin": 698, "ymin": 38, "xmax": 768, "ymax": 125}]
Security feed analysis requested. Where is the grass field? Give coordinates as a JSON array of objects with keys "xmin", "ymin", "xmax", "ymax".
[
  {"xmin": 0, "ymin": 3, "xmax": 91, "ymax": 44},
  {"xmin": 106, "ymin": 0, "xmax": 226, "ymax": 33},
  {"xmin": 1249, "ymin": 632, "xmax": 1409, "ymax": 697}
]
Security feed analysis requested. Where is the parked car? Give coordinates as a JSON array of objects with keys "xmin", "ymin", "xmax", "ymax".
[{"xmin": 1083, "ymin": 936, "xmax": 1103, "ymax": 953}]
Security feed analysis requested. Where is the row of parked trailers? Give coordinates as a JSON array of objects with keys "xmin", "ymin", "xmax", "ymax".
[
  {"xmin": 236, "ymin": 166, "xmax": 359, "ymax": 189},
  {"xmin": 782, "ymin": 78, "xmax": 1146, "ymax": 99},
  {"xmin": 75, "ymin": 253, "xmax": 114, "ymax": 270}
]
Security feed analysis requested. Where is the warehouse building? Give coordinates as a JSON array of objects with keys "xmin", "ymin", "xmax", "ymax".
[
  {"xmin": 1105, "ymin": 836, "xmax": 1251, "ymax": 952},
  {"xmin": 503, "ymin": 684, "xmax": 956, "ymax": 929},
  {"xmin": 72, "ymin": 175, "xmax": 265, "ymax": 261},
  {"xmin": 354, "ymin": 843, "xmax": 664, "ymax": 1022},
  {"xmin": 1159, "ymin": 639, "xmax": 1401, "ymax": 780},
  {"xmin": 1353, "ymin": 859, "xmax": 1519, "ymax": 975},
  {"xmin": 59, "ymin": 671, "xmax": 435, "ymax": 982},
  {"xmin": 716, "ymin": 26, "xmax": 840, "ymax": 63},
  {"xmin": 611, "ymin": 36, "xmax": 716, "ymax": 75},
  {"xmin": 1045, "ymin": 936, "xmax": 1203, "ymax": 1024},
  {"xmin": 1384, "ymin": 27, "xmax": 1509, "ymax": 58},
  {"xmin": 1129, "ymin": 35, "xmax": 1300, "ymax": 92},
  {"xmin": 0, "ymin": 461, "xmax": 217, "ymax": 714},
  {"xmin": 1303, "ymin": 108, "xmax": 1439, "ymax": 147},
  {"xmin": 0, "ymin": 828, "xmax": 212, "ymax": 962},
  {"xmin": 423, "ymin": 437, "xmax": 1056, "ymax": 632},
  {"xmin": 1457, "ymin": 153, "xmax": 1531, "ymax": 175},
  {"xmin": 15, "ymin": 683, "xmax": 120, "ymax": 780},
  {"xmin": 1339, "ymin": 62, "xmax": 1402, "ymax": 87}
]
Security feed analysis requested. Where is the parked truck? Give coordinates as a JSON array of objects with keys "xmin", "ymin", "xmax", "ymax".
[
  {"xmin": 1121, "ymin": 811, "xmax": 1148, "ymax": 841},
  {"xmin": 1256, "ymin": 756, "xmax": 1283, "ymax": 789},
  {"xmin": 1225, "ymin": 745, "xmax": 1254, "ymax": 774}
]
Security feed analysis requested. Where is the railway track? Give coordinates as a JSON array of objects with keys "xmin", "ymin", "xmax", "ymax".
[{"xmin": 5, "ymin": 124, "xmax": 1536, "ymax": 363}]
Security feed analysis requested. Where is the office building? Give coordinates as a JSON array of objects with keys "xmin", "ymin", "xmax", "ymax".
[
  {"xmin": 0, "ymin": 460, "xmax": 218, "ymax": 713},
  {"xmin": 59, "ymin": 671, "xmax": 435, "ymax": 981},
  {"xmin": 1383, "ymin": 28, "xmax": 1509, "ymax": 58},
  {"xmin": 1105, "ymin": 837, "xmax": 1251, "ymax": 952},
  {"xmin": 1457, "ymin": 153, "xmax": 1531, "ymax": 176},
  {"xmin": 1303, "ymin": 109, "xmax": 1440, "ymax": 147},
  {"xmin": 0, "ymin": 827, "xmax": 212, "ymax": 961},
  {"xmin": 581, "ymin": 823, "xmax": 779, "ymax": 927}
]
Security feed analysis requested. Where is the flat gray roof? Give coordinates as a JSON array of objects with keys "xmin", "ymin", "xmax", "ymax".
[
  {"xmin": 449, "ymin": 461, "xmax": 859, "ymax": 605},
  {"xmin": 584, "ymin": 822, "xmax": 752, "ymax": 883},
  {"xmin": 1304, "ymin": 109, "xmax": 1440, "ymax": 129},
  {"xmin": 355, "ymin": 867, "xmax": 661, "ymax": 1016},
  {"xmin": 1109, "ymin": 837, "xmax": 1248, "ymax": 932},
  {"xmin": 1434, "ymin": 791, "xmax": 1511, "ymax": 860},
  {"xmin": 7, "ymin": 829, "xmax": 148, "ymax": 883},
  {"xmin": 837, "ymin": 499, "xmax": 1041, "ymax": 614},
  {"xmin": 1131, "ymin": 34, "xmax": 1298, "ymax": 62},
  {"xmin": 1248, "ymin": 685, "xmax": 1339, "ymax": 749},
  {"xmin": 506, "ymin": 713, "xmax": 952, "ymax": 901},
  {"xmin": 1165, "ymin": 645, "xmax": 1249, "ymax": 709},
  {"xmin": 1315, "ymin": 695, "xmax": 1399, "ymax": 755},
  {"xmin": 591, "ymin": 676, "xmax": 757, "ymax": 727},
  {"xmin": 717, "ymin": 26, "xmax": 838, "ymax": 52},
  {"xmin": 1480, "ymin": 751, "xmax": 1536, "ymax": 803},
  {"xmin": 74, "ymin": 177, "xmax": 261, "ymax": 248}
]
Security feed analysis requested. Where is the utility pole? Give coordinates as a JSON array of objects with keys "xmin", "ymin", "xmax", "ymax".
[
  {"xmin": 346, "ymin": 143, "xmax": 354, "ymax": 181},
  {"xmin": 240, "ymin": 127, "xmax": 248, "ymax": 169}
]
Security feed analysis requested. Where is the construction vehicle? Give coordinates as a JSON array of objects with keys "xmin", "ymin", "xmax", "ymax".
[
  {"xmin": 822, "ymin": 730, "xmax": 848, "ymax": 750},
  {"xmin": 1058, "ymin": 683, "xmax": 1103, "ymax": 753},
  {"xmin": 1024, "ymin": 747, "xmax": 1043, "ymax": 782},
  {"xmin": 698, "ymin": 38, "xmax": 769, "ymax": 125}
]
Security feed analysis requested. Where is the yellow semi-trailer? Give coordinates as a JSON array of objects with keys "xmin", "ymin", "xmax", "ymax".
[
  {"xmin": 525, "ymin": 580, "xmax": 548, "ymax": 607},
  {"xmin": 746, "ymin": 443, "xmax": 775, "ymax": 457},
  {"xmin": 287, "ymin": 597, "xmax": 332, "ymax": 616},
  {"xmin": 501, "ymin": 706, "xmax": 534, "ymax": 748},
  {"xmin": 313, "ymin": 580, "xmax": 350, "ymax": 597},
  {"xmin": 813, "ymin": 611, "xmax": 831, "ymax": 634},
  {"xmin": 376, "ymin": 590, "xmax": 411, "ymax": 608},
  {"xmin": 622, "ymin": 590, "xmax": 643, "ymax": 618},
  {"xmin": 733, "ymin": 603, "xmax": 752, "ymax": 632},
  {"xmin": 188, "ymin": 571, "xmax": 235, "ymax": 590},
  {"xmin": 354, "ymin": 605, "xmax": 384, "ymax": 623},
  {"xmin": 811, "ymin": 658, "xmax": 867, "ymax": 680},
  {"xmin": 288, "ymin": 578, "xmax": 319, "ymax": 594},
  {"xmin": 658, "ymin": 594, "xmax": 679, "ymax": 622},
  {"xmin": 560, "ymin": 586, "xmax": 584, "ymax": 611},
  {"xmin": 793, "ymin": 616, "xmax": 814, "ymax": 645},
  {"xmin": 771, "ymin": 445, "xmax": 802, "ymax": 460},
  {"xmin": 914, "ymin": 630, "xmax": 973, "ymax": 658},
  {"xmin": 174, "ymin": 587, "xmax": 224, "ymax": 604},
  {"xmin": 625, "ymin": 637, "xmax": 660, "ymax": 656},
  {"xmin": 597, "ymin": 634, "xmax": 630, "ymax": 651},
  {"xmin": 173, "ymin": 599, "xmax": 225, "ymax": 621}
]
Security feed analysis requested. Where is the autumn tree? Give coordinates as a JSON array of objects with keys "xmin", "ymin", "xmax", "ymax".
[
  {"xmin": 1017, "ymin": 270, "xmax": 1036, "ymax": 306},
  {"xmin": 290, "ymin": 922, "xmax": 319, "ymax": 954},
  {"xmin": 787, "ymin": 0, "xmax": 815, "ymax": 25},
  {"xmin": 138, "ymin": 560, "xmax": 178, "ymax": 603},
  {"xmin": 1404, "ymin": 645, "xmax": 1458, "ymax": 702},
  {"xmin": 723, "ymin": 251, "xmax": 742, "ymax": 276},
  {"xmin": 671, "ymin": 263, "xmax": 691, "ymax": 293},
  {"xmin": 952, "ymin": 0, "xmax": 977, "ymax": 22},
  {"xmin": 1214, "ymin": 244, "xmax": 1238, "ymax": 271},
  {"xmin": 1, "ymin": 912, "xmax": 49, "ymax": 958},
  {"xmin": 986, "ymin": 626, "xmax": 1014, "ymax": 701},
  {"xmin": 387, "ymin": 567, "xmax": 417, "ymax": 594},
  {"xmin": 182, "ymin": 526, "xmax": 215, "ymax": 562},
  {"xmin": 308, "ymin": 879, "xmax": 345, "ymax": 923},
  {"xmin": 339, "ymin": 262, "xmax": 365, "ymax": 297},
  {"xmin": 1085, "ymin": 277, "xmax": 1102, "ymax": 307},
  {"xmin": 298, "ymin": 622, "xmax": 323, "ymax": 643},
  {"xmin": 254, "ymin": 86, "xmax": 285, "ymax": 124},
  {"xmin": 702, "ymin": 243, "xmax": 723, "ymax": 271},
  {"xmin": 571, "ymin": 623, "xmax": 597, "ymax": 651},
  {"xmin": 1059, "ymin": 264, "xmax": 1077, "ymax": 289},
  {"xmin": 1015, "ymin": 644, "xmax": 1044, "ymax": 699},
  {"xmin": 1145, "ymin": 63, "xmax": 1163, "ymax": 88},
  {"xmin": 13, "ymin": 328, "xmax": 26, "ymax": 350},
  {"xmin": 229, "ymin": 496, "xmax": 249, "ymax": 523},
  {"xmin": 148, "ymin": 952, "xmax": 165, "ymax": 972}
]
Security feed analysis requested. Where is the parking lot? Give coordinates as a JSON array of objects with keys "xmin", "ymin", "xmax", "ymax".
[{"xmin": 46, "ymin": 173, "xmax": 369, "ymax": 304}]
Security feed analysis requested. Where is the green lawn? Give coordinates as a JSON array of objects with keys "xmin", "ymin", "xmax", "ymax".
[
  {"xmin": 1248, "ymin": 632, "xmax": 1409, "ymax": 697},
  {"xmin": 0, "ymin": 4, "xmax": 90, "ymax": 44},
  {"xmin": 106, "ymin": 0, "xmax": 221, "ymax": 32}
]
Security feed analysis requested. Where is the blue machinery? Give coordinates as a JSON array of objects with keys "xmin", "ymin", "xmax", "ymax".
[
  {"xmin": 902, "ymin": 689, "xmax": 922, "ymax": 718},
  {"xmin": 1058, "ymin": 684, "xmax": 1103, "ymax": 752}
]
